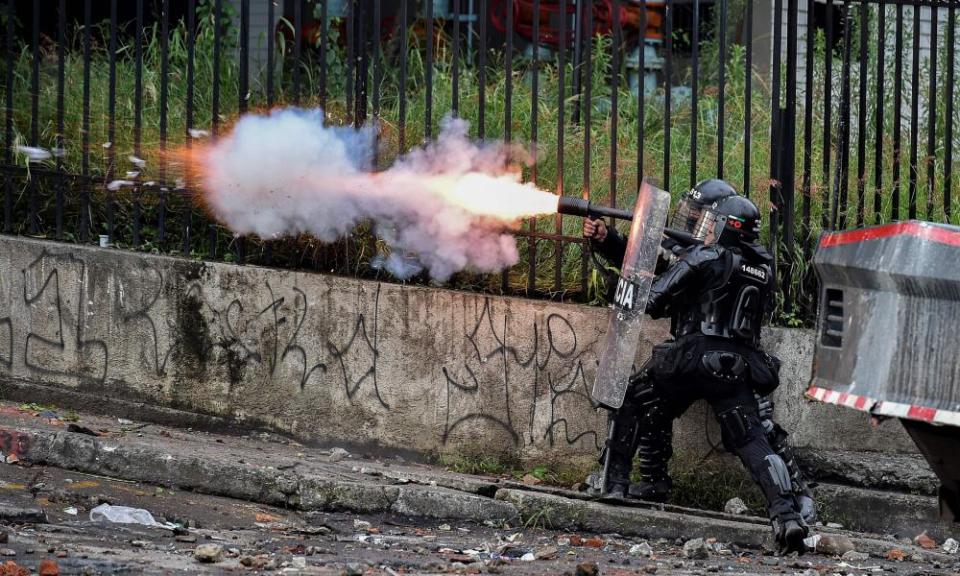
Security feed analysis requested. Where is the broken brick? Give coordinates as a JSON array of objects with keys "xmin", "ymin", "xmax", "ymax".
[
  {"xmin": 886, "ymin": 549, "xmax": 907, "ymax": 562},
  {"xmin": 38, "ymin": 560, "xmax": 59, "ymax": 576}
]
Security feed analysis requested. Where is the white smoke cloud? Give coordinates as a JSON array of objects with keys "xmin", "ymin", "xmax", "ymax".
[{"xmin": 200, "ymin": 108, "xmax": 554, "ymax": 281}]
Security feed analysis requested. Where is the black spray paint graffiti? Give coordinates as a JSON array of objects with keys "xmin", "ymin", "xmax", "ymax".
[
  {"xmin": 117, "ymin": 264, "xmax": 173, "ymax": 378},
  {"xmin": 326, "ymin": 284, "xmax": 387, "ymax": 408},
  {"xmin": 442, "ymin": 298, "xmax": 601, "ymax": 450},
  {"xmin": 185, "ymin": 279, "xmax": 386, "ymax": 408},
  {"xmin": 0, "ymin": 317, "xmax": 11, "ymax": 368},
  {"xmin": 22, "ymin": 250, "xmax": 108, "ymax": 383}
]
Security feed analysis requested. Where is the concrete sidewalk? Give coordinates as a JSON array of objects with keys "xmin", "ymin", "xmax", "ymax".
[{"xmin": 0, "ymin": 400, "xmax": 955, "ymax": 564}]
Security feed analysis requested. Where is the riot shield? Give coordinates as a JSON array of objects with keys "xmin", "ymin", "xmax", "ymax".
[{"xmin": 591, "ymin": 181, "xmax": 671, "ymax": 409}]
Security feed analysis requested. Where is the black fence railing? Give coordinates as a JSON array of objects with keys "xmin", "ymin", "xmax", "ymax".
[{"xmin": 1, "ymin": 0, "xmax": 957, "ymax": 322}]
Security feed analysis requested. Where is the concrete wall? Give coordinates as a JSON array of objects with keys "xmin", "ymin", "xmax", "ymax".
[{"xmin": 0, "ymin": 236, "xmax": 916, "ymax": 469}]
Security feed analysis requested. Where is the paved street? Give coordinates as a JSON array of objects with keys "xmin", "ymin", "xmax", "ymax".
[{"xmin": 1, "ymin": 403, "xmax": 957, "ymax": 575}]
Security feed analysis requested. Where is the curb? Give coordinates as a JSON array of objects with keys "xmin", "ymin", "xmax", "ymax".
[
  {"xmin": 495, "ymin": 488, "xmax": 771, "ymax": 548},
  {"xmin": 2, "ymin": 424, "xmax": 517, "ymax": 526}
]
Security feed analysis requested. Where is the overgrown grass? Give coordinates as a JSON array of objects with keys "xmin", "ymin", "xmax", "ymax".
[{"xmin": 4, "ymin": 2, "xmax": 959, "ymax": 320}]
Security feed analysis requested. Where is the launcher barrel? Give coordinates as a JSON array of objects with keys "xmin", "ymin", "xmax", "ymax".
[{"xmin": 556, "ymin": 197, "xmax": 634, "ymax": 221}]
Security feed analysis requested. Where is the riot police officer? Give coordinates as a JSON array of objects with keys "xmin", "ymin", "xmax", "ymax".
[
  {"xmin": 584, "ymin": 185, "xmax": 810, "ymax": 553},
  {"xmin": 584, "ymin": 180, "xmax": 815, "ymax": 525}
]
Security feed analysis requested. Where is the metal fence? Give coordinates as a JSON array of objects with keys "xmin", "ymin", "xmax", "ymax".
[{"xmin": 1, "ymin": 0, "xmax": 957, "ymax": 320}]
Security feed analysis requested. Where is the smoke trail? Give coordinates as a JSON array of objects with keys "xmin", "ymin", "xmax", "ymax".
[{"xmin": 199, "ymin": 109, "xmax": 557, "ymax": 281}]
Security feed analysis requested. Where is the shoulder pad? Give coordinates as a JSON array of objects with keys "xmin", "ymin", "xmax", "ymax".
[
  {"xmin": 678, "ymin": 245, "xmax": 725, "ymax": 266},
  {"xmin": 741, "ymin": 242, "xmax": 774, "ymax": 264}
]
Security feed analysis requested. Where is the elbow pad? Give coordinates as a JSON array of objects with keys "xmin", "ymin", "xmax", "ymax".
[{"xmin": 646, "ymin": 260, "xmax": 695, "ymax": 318}]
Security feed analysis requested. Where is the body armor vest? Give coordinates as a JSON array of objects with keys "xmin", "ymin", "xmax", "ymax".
[{"xmin": 673, "ymin": 248, "xmax": 772, "ymax": 344}]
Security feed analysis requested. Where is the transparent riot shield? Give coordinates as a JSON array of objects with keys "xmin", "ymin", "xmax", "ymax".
[{"xmin": 592, "ymin": 181, "xmax": 671, "ymax": 410}]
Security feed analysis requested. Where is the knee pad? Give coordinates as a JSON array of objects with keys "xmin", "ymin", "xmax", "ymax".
[
  {"xmin": 764, "ymin": 454, "xmax": 794, "ymax": 498},
  {"xmin": 755, "ymin": 393, "xmax": 774, "ymax": 421}
]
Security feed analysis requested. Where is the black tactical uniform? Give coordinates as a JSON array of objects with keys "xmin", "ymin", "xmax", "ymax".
[
  {"xmin": 591, "ymin": 181, "xmax": 815, "ymax": 525},
  {"xmin": 591, "ymin": 193, "xmax": 809, "ymax": 553}
]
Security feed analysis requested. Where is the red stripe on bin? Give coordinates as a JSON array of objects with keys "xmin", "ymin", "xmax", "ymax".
[{"xmin": 820, "ymin": 221, "xmax": 960, "ymax": 248}]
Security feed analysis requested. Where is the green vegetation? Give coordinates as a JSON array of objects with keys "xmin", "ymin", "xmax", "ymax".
[{"xmin": 3, "ymin": 2, "xmax": 958, "ymax": 321}]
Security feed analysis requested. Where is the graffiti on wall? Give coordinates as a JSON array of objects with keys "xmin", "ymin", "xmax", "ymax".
[
  {"xmin": 442, "ymin": 299, "xmax": 603, "ymax": 452},
  {"xmin": 0, "ymin": 243, "xmax": 604, "ymax": 454}
]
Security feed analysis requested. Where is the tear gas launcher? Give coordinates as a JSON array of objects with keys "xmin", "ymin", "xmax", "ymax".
[
  {"xmin": 556, "ymin": 197, "xmax": 634, "ymax": 221},
  {"xmin": 557, "ymin": 196, "xmax": 699, "ymax": 247}
]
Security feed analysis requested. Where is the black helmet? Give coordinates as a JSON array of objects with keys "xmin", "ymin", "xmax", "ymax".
[
  {"xmin": 670, "ymin": 179, "xmax": 739, "ymax": 234},
  {"xmin": 692, "ymin": 195, "xmax": 762, "ymax": 246}
]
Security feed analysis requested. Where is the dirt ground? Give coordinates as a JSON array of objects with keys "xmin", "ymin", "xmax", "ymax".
[{"xmin": 1, "ymin": 463, "xmax": 955, "ymax": 576}]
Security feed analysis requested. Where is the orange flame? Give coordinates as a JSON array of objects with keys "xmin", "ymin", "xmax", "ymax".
[{"xmin": 427, "ymin": 172, "xmax": 559, "ymax": 221}]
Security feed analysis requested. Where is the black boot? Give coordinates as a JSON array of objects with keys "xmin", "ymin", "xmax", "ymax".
[
  {"xmin": 586, "ymin": 408, "xmax": 641, "ymax": 498},
  {"xmin": 632, "ymin": 387, "xmax": 674, "ymax": 503},
  {"xmin": 627, "ymin": 478, "xmax": 672, "ymax": 502},
  {"xmin": 772, "ymin": 513, "xmax": 808, "ymax": 554}
]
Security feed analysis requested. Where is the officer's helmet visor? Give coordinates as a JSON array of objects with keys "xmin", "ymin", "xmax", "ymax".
[
  {"xmin": 692, "ymin": 210, "xmax": 727, "ymax": 245},
  {"xmin": 669, "ymin": 195, "xmax": 707, "ymax": 234}
]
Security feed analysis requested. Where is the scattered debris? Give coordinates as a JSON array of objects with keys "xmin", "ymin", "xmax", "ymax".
[
  {"xmin": 575, "ymin": 561, "xmax": 599, "ymax": 576},
  {"xmin": 38, "ymin": 559, "xmax": 59, "ymax": 576},
  {"xmin": 942, "ymin": 537, "xmax": 959, "ymax": 554},
  {"xmin": 15, "ymin": 146, "xmax": 51, "ymax": 162},
  {"xmin": 522, "ymin": 474, "xmax": 542, "ymax": 486},
  {"xmin": 584, "ymin": 537, "xmax": 605, "ymax": 548},
  {"xmin": 682, "ymin": 538, "xmax": 710, "ymax": 560},
  {"xmin": 437, "ymin": 523, "xmax": 452, "ymax": 532},
  {"xmin": 630, "ymin": 542, "xmax": 654, "ymax": 557},
  {"xmin": 825, "ymin": 522, "xmax": 844, "ymax": 529},
  {"xmin": 62, "ymin": 507, "xmax": 77, "ymax": 516},
  {"xmin": 723, "ymin": 497, "xmax": 749, "ymax": 515},
  {"xmin": 520, "ymin": 552, "xmax": 536, "ymax": 561},
  {"xmin": 841, "ymin": 550, "xmax": 870, "ymax": 562},
  {"xmin": 188, "ymin": 129, "xmax": 210, "ymax": 139},
  {"xmin": 174, "ymin": 535, "xmax": 197, "ymax": 543},
  {"xmin": 328, "ymin": 447, "xmax": 350, "ymax": 462},
  {"xmin": 1, "ymin": 561, "xmax": 29, "ymax": 576},
  {"xmin": 353, "ymin": 519, "xmax": 372, "ymax": 531},
  {"xmin": 240, "ymin": 555, "xmax": 271, "ymax": 569},
  {"xmin": 291, "ymin": 556, "xmax": 307, "ymax": 569},
  {"xmin": 193, "ymin": 543, "xmax": 223, "ymax": 563},
  {"xmin": 128, "ymin": 155, "xmax": 146, "ymax": 168},
  {"xmin": 106, "ymin": 180, "xmax": 135, "ymax": 191},
  {"xmin": 535, "ymin": 546, "xmax": 558, "ymax": 560},
  {"xmin": 913, "ymin": 531, "xmax": 937, "ymax": 550},
  {"xmin": 66, "ymin": 424, "xmax": 98, "ymax": 437},
  {"xmin": 117, "ymin": 418, "xmax": 134, "ymax": 425},
  {"xmin": 5, "ymin": 454, "xmax": 18, "ymax": 465},
  {"xmin": 255, "ymin": 512, "xmax": 281, "ymax": 523},
  {"xmin": 0, "ymin": 551, "xmax": 14, "ymax": 558},
  {"xmin": 812, "ymin": 534, "xmax": 855, "ymax": 556},
  {"xmin": 89, "ymin": 504, "xmax": 177, "ymax": 530},
  {"xmin": 885, "ymin": 548, "xmax": 907, "ymax": 562}
]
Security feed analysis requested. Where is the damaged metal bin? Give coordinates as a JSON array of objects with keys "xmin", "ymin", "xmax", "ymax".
[{"xmin": 808, "ymin": 220, "xmax": 960, "ymax": 521}]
